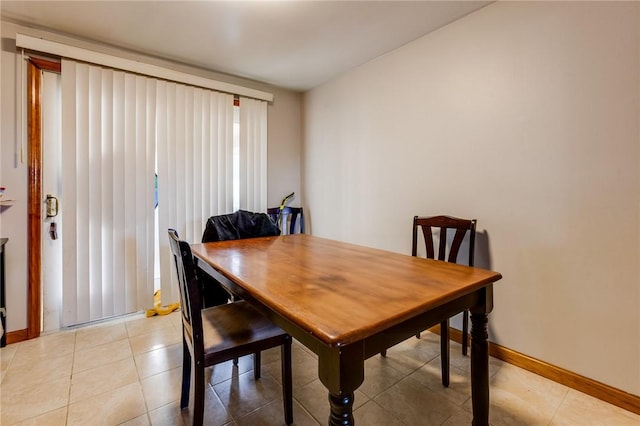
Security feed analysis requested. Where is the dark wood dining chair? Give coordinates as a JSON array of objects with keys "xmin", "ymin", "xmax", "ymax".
[
  {"xmin": 168, "ymin": 229, "xmax": 293, "ymax": 426},
  {"xmin": 267, "ymin": 206, "xmax": 305, "ymax": 235},
  {"xmin": 382, "ymin": 215, "xmax": 476, "ymax": 388}
]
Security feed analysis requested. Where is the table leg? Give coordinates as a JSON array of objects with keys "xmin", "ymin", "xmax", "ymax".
[
  {"xmin": 470, "ymin": 311, "xmax": 489, "ymax": 426},
  {"xmin": 328, "ymin": 392, "xmax": 355, "ymax": 425},
  {"xmin": 318, "ymin": 343, "xmax": 364, "ymax": 426}
]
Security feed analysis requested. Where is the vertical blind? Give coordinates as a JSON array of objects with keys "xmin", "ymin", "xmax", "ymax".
[
  {"xmin": 60, "ymin": 58, "xmax": 268, "ymax": 324},
  {"xmin": 61, "ymin": 60, "xmax": 156, "ymax": 325},
  {"xmin": 239, "ymin": 97, "xmax": 268, "ymax": 212},
  {"xmin": 156, "ymin": 82, "xmax": 235, "ymax": 304}
]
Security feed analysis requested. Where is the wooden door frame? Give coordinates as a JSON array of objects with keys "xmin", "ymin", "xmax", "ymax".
[{"xmin": 26, "ymin": 57, "xmax": 61, "ymax": 340}]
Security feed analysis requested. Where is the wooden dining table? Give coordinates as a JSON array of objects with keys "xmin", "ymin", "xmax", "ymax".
[{"xmin": 191, "ymin": 234, "xmax": 502, "ymax": 426}]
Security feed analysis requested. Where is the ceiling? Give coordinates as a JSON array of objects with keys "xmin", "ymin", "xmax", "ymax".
[{"xmin": 1, "ymin": 1, "xmax": 490, "ymax": 91}]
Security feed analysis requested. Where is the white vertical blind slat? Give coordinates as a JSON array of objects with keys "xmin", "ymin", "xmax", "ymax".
[
  {"xmin": 89, "ymin": 65, "xmax": 103, "ymax": 321},
  {"xmin": 220, "ymin": 96, "xmax": 234, "ymax": 212},
  {"xmin": 75, "ymin": 63, "xmax": 90, "ymax": 322},
  {"xmin": 185, "ymin": 87, "xmax": 195, "ymax": 241},
  {"xmin": 193, "ymin": 89, "xmax": 203, "ymax": 240},
  {"xmin": 201, "ymin": 92, "xmax": 212, "ymax": 225},
  {"xmin": 112, "ymin": 71, "xmax": 126, "ymax": 316},
  {"xmin": 216, "ymin": 97, "xmax": 227, "ymax": 211},
  {"xmin": 156, "ymin": 81, "xmax": 177, "ymax": 305},
  {"xmin": 175, "ymin": 85, "xmax": 186, "ymax": 243},
  {"xmin": 211, "ymin": 94, "xmax": 220, "ymax": 217},
  {"xmin": 143, "ymin": 78, "xmax": 156, "ymax": 310},
  {"xmin": 101, "ymin": 69, "xmax": 114, "ymax": 318},
  {"xmin": 61, "ymin": 60, "xmax": 77, "ymax": 326},
  {"xmin": 123, "ymin": 73, "xmax": 137, "ymax": 313}
]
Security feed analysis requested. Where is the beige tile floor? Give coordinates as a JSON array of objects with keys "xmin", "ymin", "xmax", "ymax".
[{"xmin": 1, "ymin": 311, "xmax": 639, "ymax": 426}]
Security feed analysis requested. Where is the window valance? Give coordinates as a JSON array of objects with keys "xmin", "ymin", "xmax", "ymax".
[{"xmin": 16, "ymin": 33, "xmax": 273, "ymax": 102}]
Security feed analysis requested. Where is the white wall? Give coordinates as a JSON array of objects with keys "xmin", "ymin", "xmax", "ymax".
[
  {"xmin": 303, "ymin": 1, "xmax": 639, "ymax": 395},
  {"xmin": 0, "ymin": 20, "xmax": 302, "ymax": 333}
]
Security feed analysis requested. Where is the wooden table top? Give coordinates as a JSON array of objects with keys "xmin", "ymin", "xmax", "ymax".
[{"xmin": 191, "ymin": 234, "xmax": 502, "ymax": 347}]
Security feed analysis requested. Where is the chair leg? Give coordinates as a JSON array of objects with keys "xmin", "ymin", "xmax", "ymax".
[
  {"xmin": 462, "ymin": 310, "xmax": 469, "ymax": 356},
  {"xmin": 180, "ymin": 341, "xmax": 191, "ymax": 409},
  {"xmin": 281, "ymin": 336, "xmax": 293, "ymax": 425},
  {"xmin": 440, "ymin": 319, "xmax": 450, "ymax": 387},
  {"xmin": 253, "ymin": 351, "xmax": 262, "ymax": 380},
  {"xmin": 193, "ymin": 364, "xmax": 205, "ymax": 426}
]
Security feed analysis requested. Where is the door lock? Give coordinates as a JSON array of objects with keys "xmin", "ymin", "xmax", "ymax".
[{"xmin": 45, "ymin": 194, "xmax": 59, "ymax": 218}]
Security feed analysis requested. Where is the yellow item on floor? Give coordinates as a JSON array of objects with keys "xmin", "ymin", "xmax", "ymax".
[{"xmin": 145, "ymin": 290, "xmax": 180, "ymax": 317}]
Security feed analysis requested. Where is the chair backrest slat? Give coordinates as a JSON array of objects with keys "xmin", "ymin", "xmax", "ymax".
[
  {"xmin": 447, "ymin": 228, "xmax": 469, "ymax": 263},
  {"xmin": 438, "ymin": 227, "xmax": 448, "ymax": 261}
]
